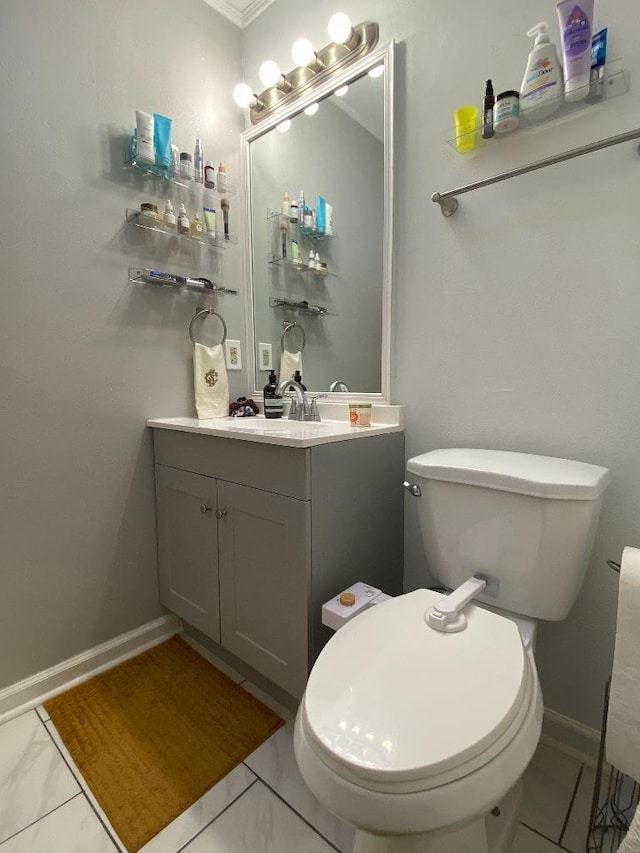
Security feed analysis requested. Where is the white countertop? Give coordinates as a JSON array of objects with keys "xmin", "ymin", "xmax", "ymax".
[{"xmin": 147, "ymin": 414, "xmax": 404, "ymax": 448}]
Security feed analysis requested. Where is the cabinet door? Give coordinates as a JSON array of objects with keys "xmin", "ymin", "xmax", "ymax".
[
  {"xmin": 155, "ymin": 465, "xmax": 220, "ymax": 642},
  {"xmin": 218, "ymin": 481, "xmax": 310, "ymax": 698}
]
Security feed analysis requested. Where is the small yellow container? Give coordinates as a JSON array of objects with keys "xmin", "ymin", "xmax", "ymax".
[
  {"xmin": 454, "ymin": 105, "xmax": 479, "ymax": 153},
  {"xmin": 349, "ymin": 403, "xmax": 372, "ymax": 427}
]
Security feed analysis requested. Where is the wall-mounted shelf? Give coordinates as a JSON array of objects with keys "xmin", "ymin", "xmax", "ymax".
[
  {"xmin": 126, "ymin": 209, "xmax": 237, "ymax": 248},
  {"xmin": 269, "ymin": 258, "xmax": 334, "ymax": 277},
  {"xmin": 129, "ymin": 267, "xmax": 238, "ymax": 295},
  {"xmin": 269, "ymin": 296, "xmax": 329, "ymax": 316},
  {"xmin": 447, "ymin": 65, "xmax": 629, "ymax": 154},
  {"xmin": 266, "ymin": 209, "xmax": 337, "ymax": 240},
  {"xmin": 433, "ymin": 126, "xmax": 640, "ymax": 217},
  {"xmin": 126, "ymin": 157, "xmax": 237, "ymax": 196}
]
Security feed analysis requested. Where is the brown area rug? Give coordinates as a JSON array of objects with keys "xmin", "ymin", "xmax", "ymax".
[{"xmin": 45, "ymin": 635, "xmax": 284, "ymax": 852}]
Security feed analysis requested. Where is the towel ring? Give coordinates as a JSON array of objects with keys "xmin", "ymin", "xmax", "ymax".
[
  {"xmin": 189, "ymin": 307, "xmax": 227, "ymax": 346},
  {"xmin": 281, "ymin": 321, "xmax": 306, "ymax": 353}
]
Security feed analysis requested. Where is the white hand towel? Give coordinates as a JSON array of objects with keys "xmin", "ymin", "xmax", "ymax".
[
  {"xmin": 280, "ymin": 349, "xmax": 302, "ymax": 382},
  {"xmin": 618, "ymin": 804, "xmax": 640, "ymax": 853},
  {"xmin": 194, "ymin": 342, "xmax": 229, "ymax": 419},
  {"xmin": 606, "ymin": 546, "xmax": 640, "ymax": 781}
]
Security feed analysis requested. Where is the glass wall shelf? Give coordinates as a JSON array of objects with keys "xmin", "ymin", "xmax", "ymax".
[
  {"xmin": 269, "ymin": 296, "xmax": 329, "ymax": 316},
  {"xmin": 129, "ymin": 267, "xmax": 238, "ymax": 295},
  {"xmin": 447, "ymin": 64, "xmax": 629, "ymax": 154},
  {"xmin": 126, "ymin": 209, "xmax": 237, "ymax": 249},
  {"xmin": 269, "ymin": 257, "xmax": 334, "ymax": 277},
  {"xmin": 126, "ymin": 157, "xmax": 237, "ymax": 196},
  {"xmin": 266, "ymin": 209, "xmax": 337, "ymax": 240}
]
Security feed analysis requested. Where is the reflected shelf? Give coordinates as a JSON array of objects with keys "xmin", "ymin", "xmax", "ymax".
[
  {"xmin": 447, "ymin": 64, "xmax": 629, "ymax": 154},
  {"xmin": 125, "ymin": 158, "xmax": 237, "ymax": 196},
  {"xmin": 267, "ymin": 208, "xmax": 337, "ymax": 240},
  {"xmin": 126, "ymin": 209, "xmax": 238, "ymax": 248},
  {"xmin": 269, "ymin": 257, "xmax": 335, "ymax": 277},
  {"xmin": 269, "ymin": 296, "xmax": 330, "ymax": 316},
  {"xmin": 129, "ymin": 267, "xmax": 238, "ymax": 295}
]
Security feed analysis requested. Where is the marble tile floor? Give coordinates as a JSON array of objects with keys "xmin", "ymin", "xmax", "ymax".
[{"xmin": 0, "ymin": 650, "xmax": 599, "ymax": 853}]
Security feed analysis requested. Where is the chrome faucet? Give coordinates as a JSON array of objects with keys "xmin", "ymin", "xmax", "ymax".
[
  {"xmin": 276, "ymin": 379, "xmax": 307, "ymax": 421},
  {"xmin": 329, "ymin": 379, "xmax": 350, "ymax": 392}
]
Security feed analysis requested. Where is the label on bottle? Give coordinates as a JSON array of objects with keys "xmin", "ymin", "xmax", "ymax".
[
  {"xmin": 562, "ymin": 5, "xmax": 591, "ymax": 59},
  {"xmin": 164, "ymin": 213, "xmax": 176, "ymax": 227},
  {"xmin": 264, "ymin": 397, "xmax": 283, "ymax": 418},
  {"xmin": 217, "ymin": 172, "xmax": 227, "ymax": 190}
]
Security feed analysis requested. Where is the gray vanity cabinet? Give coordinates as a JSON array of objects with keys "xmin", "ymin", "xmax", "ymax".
[{"xmin": 152, "ymin": 428, "xmax": 405, "ymax": 699}]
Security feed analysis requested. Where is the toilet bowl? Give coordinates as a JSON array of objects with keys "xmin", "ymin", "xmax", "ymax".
[
  {"xmin": 294, "ymin": 589, "xmax": 542, "ymax": 853},
  {"xmin": 294, "ymin": 449, "xmax": 610, "ymax": 853}
]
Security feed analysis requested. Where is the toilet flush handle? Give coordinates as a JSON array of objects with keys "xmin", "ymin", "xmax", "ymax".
[{"xmin": 425, "ymin": 576, "xmax": 487, "ymax": 634}]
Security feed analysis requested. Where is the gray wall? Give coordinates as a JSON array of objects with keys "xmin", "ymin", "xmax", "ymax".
[
  {"xmin": 250, "ymin": 95, "xmax": 383, "ymax": 392},
  {"xmin": 245, "ymin": 0, "xmax": 638, "ymax": 730},
  {"xmin": 0, "ymin": 0, "xmax": 245, "ymax": 689}
]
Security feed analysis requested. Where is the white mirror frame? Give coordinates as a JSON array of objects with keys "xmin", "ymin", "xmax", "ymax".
[{"xmin": 241, "ymin": 40, "xmax": 395, "ymax": 402}]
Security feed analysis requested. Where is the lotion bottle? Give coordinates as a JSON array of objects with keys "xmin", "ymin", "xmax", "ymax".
[{"xmin": 520, "ymin": 22, "xmax": 563, "ymax": 120}]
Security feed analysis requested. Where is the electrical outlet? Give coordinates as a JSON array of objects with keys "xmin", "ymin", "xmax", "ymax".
[
  {"xmin": 258, "ymin": 342, "xmax": 273, "ymax": 371},
  {"xmin": 224, "ymin": 340, "xmax": 242, "ymax": 370}
]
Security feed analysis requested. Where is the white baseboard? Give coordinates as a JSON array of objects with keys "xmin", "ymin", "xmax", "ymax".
[
  {"xmin": 0, "ymin": 614, "xmax": 182, "ymax": 726},
  {"xmin": 542, "ymin": 707, "xmax": 604, "ymax": 768}
]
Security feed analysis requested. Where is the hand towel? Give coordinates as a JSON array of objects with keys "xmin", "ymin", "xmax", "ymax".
[
  {"xmin": 618, "ymin": 803, "xmax": 640, "ymax": 853},
  {"xmin": 606, "ymin": 546, "xmax": 640, "ymax": 781},
  {"xmin": 280, "ymin": 349, "xmax": 302, "ymax": 383},
  {"xmin": 194, "ymin": 342, "xmax": 229, "ymax": 419}
]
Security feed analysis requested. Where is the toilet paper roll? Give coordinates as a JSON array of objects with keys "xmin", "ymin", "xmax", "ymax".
[{"xmin": 606, "ymin": 546, "xmax": 640, "ymax": 781}]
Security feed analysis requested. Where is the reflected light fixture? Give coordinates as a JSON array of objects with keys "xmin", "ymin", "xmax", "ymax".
[
  {"xmin": 368, "ymin": 64, "xmax": 385, "ymax": 78},
  {"xmin": 334, "ymin": 85, "xmax": 349, "ymax": 97},
  {"xmin": 276, "ymin": 119, "xmax": 291, "ymax": 133},
  {"xmin": 304, "ymin": 102, "xmax": 319, "ymax": 116}
]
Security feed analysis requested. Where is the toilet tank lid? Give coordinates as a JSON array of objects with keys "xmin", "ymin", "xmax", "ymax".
[{"xmin": 406, "ymin": 449, "xmax": 610, "ymax": 500}]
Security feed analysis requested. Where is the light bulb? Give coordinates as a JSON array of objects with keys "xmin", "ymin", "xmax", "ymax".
[
  {"xmin": 368, "ymin": 64, "xmax": 385, "ymax": 78},
  {"xmin": 328, "ymin": 12, "xmax": 353, "ymax": 44},
  {"xmin": 259, "ymin": 60, "xmax": 282, "ymax": 87},
  {"xmin": 233, "ymin": 83, "xmax": 254, "ymax": 108},
  {"xmin": 334, "ymin": 85, "xmax": 349, "ymax": 97},
  {"xmin": 276, "ymin": 119, "xmax": 291, "ymax": 133},
  {"xmin": 304, "ymin": 103, "xmax": 319, "ymax": 116},
  {"xmin": 292, "ymin": 38, "xmax": 315, "ymax": 67}
]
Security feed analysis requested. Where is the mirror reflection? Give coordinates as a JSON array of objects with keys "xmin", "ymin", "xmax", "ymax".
[{"xmin": 250, "ymin": 65, "xmax": 385, "ymax": 393}]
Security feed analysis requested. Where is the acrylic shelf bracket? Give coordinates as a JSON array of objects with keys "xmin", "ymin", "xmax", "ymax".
[
  {"xmin": 125, "ymin": 158, "xmax": 237, "ymax": 196},
  {"xmin": 126, "ymin": 209, "xmax": 237, "ymax": 248},
  {"xmin": 269, "ymin": 296, "xmax": 329, "ymax": 317}
]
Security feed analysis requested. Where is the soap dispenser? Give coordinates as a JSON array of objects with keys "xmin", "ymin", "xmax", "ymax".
[
  {"xmin": 263, "ymin": 370, "xmax": 283, "ymax": 419},
  {"xmin": 520, "ymin": 22, "xmax": 563, "ymax": 121}
]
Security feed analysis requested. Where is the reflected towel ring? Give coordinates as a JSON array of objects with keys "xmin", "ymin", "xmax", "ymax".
[
  {"xmin": 189, "ymin": 307, "xmax": 228, "ymax": 346},
  {"xmin": 281, "ymin": 321, "xmax": 306, "ymax": 353}
]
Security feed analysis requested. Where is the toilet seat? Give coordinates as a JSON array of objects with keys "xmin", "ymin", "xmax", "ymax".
[{"xmin": 302, "ymin": 588, "xmax": 532, "ymax": 795}]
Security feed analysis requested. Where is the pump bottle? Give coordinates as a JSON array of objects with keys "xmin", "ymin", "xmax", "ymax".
[{"xmin": 520, "ymin": 22, "xmax": 563, "ymax": 121}]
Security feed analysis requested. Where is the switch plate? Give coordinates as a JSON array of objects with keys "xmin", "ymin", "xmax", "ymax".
[
  {"xmin": 258, "ymin": 342, "xmax": 273, "ymax": 371},
  {"xmin": 225, "ymin": 340, "xmax": 242, "ymax": 370}
]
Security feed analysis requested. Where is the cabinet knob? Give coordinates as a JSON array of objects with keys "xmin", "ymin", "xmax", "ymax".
[
  {"xmin": 215, "ymin": 508, "xmax": 227, "ymax": 520},
  {"xmin": 200, "ymin": 504, "xmax": 212, "ymax": 514}
]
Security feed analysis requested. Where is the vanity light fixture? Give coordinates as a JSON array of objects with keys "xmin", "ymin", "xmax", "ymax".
[
  {"xmin": 304, "ymin": 102, "xmax": 319, "ymax": 116},
  {"xmin": 233, "ymin": 18, "xmax": 379, "ymax": 125},
  {"xmin": 276, "ymin": 119, "xmax": 291, "ymax": 133},
  {"xmin": 232, "ymin": 83, "xmax": 264, "ymax": 110}
]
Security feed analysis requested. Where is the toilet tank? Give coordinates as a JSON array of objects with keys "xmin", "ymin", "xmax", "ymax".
[{"xmin": 406, "ymin": 449, "xmax": 610, "ymax": 621}]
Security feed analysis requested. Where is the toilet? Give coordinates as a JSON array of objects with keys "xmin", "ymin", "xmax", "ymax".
[{"xmin": 294, "ymin": 448, "xmax": 610, "ymax": 853}]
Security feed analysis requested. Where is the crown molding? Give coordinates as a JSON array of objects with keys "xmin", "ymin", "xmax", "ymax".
[{"xmin": 202, "ymin": 0, "xmax": 274, "ymax": 28}]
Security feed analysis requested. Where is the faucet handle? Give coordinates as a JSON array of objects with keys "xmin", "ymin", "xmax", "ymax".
[
  {"xmin": 288, "ymin": 394, "xmax": 299, "ymax": 421},
  {"xmin": 308, "ymin": 394, "xmax": 328, "ymax": 422}
]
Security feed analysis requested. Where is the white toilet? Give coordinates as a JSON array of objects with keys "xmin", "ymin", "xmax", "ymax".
[{"xmin": 294, "ymin": 448, "xmax": 610, "ymax": 853}]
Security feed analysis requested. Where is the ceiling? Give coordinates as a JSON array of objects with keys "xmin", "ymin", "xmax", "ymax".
[{"xmin": 203, "ymin": 0, "xmax": 274, "ymax": 28}]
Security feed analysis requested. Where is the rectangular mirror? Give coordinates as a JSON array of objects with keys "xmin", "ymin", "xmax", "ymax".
[{"xmin": 242, "ymin": 43, "xmax": 394, "ymax": 398}]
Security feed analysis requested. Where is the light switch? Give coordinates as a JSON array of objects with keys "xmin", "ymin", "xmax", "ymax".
[
  {"xmin": 224, "ymin": 339, "xmax": 242, "ymax": 370},
  {"xmin": 258, "ymin": 342, "xmax": 273, "ymax": 371}
]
